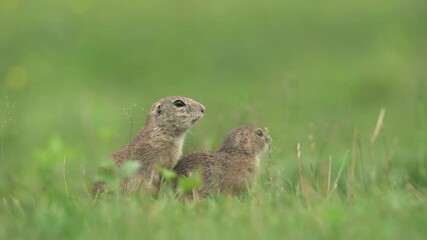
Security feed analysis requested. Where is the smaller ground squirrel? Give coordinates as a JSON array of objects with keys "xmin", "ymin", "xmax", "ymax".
[
  {"xmin": 92, "ymin": 96, "xmax": 205, "ymax": 197},
  {"xmin": 173, "ymin": 125, "xmax": 271, "ymax": 198}
]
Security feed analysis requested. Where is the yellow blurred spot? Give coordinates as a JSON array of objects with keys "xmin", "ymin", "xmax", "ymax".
[
  {"xmin": 0, "ymin": 0, "xmax": 21, "ymax": 10},
  {"xmin": 5, "ymin": 66, "xmax": 28, "ymax": 90},
  {"xmin": 66, "ymin": 0, "xmax": 92, "ymax": 14}
]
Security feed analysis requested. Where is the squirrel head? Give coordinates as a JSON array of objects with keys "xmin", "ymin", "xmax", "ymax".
[
  {"xmin": 146, "ymin": 96, "xmax": 205, "ymax": 136},
  {"xmin": 219, "ymin": 125, "xmax": 272, "ymax": 158}
]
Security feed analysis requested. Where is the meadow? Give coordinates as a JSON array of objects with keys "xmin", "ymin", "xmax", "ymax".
[{"xmin": 1, "ymin": 0, "xmax": 427, "ymax": 239}]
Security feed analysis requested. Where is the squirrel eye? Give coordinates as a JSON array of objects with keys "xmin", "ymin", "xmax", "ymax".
[
  {"xmin": 173, "ymin": 100, "xmax": 186, "ymax": 108},
  {"xmin": 256, "ymin": 129, "xmax": 264, "ymax": 137}
]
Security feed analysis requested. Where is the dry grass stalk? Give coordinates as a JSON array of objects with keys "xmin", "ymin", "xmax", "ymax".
[
  {"xmin": 329, "ymin": 150, "xmax": 350, "ymax": 197},
  {"xmin": 309, "ymin": 161, "xmax": 315, "ymax": 183},
  {"xmin": 347, "ymin": 129, "xmax": 359, "ymax": 201},
  {"xmin": 371, "ymin": 108, "xmax": 386, "ymax": 145},
  {"xmin": 296, "ymin": 143, "xmax": 311, "ymax": 207},
  {"xmin": 3, "ymin": 197, "xmax": 8, "ymax": 208},
  {"xmin": 63, "ymin": 154, "xmax": 69, "ymax": 200},
  {"xmin": 351, "ymin": 128, "xmax": 358, "ymax": 181},
  {"xmin": 11, "ymin": 196, "xmax": 26, "ymax": 219},
  {"xmin": 384, "ymin": 137, "xmax": 398, "ymax": 181},
  {"xmin": 327, "ymin": 156, "xmax": 332, "ymax": 198},
  {"xmin": 406, "ymin": 183, "xmax": 425, "ymax": 201}
]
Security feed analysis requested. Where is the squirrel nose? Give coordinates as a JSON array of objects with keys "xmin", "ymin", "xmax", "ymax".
[{"xmin": 200, "ymin": 105, "xmax": 205, "ymax": 114}]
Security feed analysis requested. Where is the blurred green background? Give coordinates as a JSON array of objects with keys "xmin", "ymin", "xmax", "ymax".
[
  {"xmin": 2, "ymin": 0, "xmax": 426, "ymax": 185},
  {"xmin": 1, "ymin": 0, "xmax": 427, "ymax": 239}
]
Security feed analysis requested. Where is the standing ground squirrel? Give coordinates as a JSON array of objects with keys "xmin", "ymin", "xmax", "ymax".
[
  {"xmin": 173, "ymin": 125, "xmax": 271, "ymax": 198},
  {"xmin": 92, "ymin": 96, "xmax": 205, "ymax": 197}
]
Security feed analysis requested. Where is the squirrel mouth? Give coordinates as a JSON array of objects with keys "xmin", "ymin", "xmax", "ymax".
[
  {"xmin": 191, "ymin": 116, "xmax": 202, "ymax": 124},
  {"xmin": 191, "ymin": 118, "xmax": 199, "ymax": 124}
]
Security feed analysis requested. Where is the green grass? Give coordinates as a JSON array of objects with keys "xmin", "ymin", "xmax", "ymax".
[{"xmin": 1, "ymin": 0, "xmax": 427, "ymax": 239}]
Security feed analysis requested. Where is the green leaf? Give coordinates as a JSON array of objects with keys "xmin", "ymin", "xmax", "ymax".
[
  {"xmin": 177, "ymin": 174, "xmax": 202, "ymax": 192},
  {"xmin": 157, "ymin": 166, "xmax": 177, "ymax": 181},
  {"xmin": 121, "ymin": 161, "xmax": 141, "ymax": 178},
  {"xmin": 96, "ymin": 161, "xmax": 118, "ymax": 182}
]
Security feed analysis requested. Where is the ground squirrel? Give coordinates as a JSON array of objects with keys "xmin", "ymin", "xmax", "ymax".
[
  {"xmin": 173, "ymin": 125, "xmax": 271, "ymax": 198},
  {"xmin": 92, "ymin": 96, "xmax": 205, "ymax": 197}
]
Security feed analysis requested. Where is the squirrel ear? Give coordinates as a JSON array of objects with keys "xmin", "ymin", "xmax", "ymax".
[
  {"xmin": 157, "ymin": 105, "xmax": 162, "ymax": 114},
  {"xmin": 154, "ymin": 103, "xmax": 162, "ymax": 115}
]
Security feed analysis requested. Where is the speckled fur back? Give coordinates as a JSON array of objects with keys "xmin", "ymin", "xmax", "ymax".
[{"xmin": 173, "ymin": 125, "xmax": 271, "ymax": 199}]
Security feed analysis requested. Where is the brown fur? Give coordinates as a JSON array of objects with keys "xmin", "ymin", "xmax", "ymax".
[
  {"xmin": 92, "ymin": 96, "xmax": 205, "ymax": 197},
  {"xmin": 173, "ymin": 125, "xmax": 271, "ymax": 199}
]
